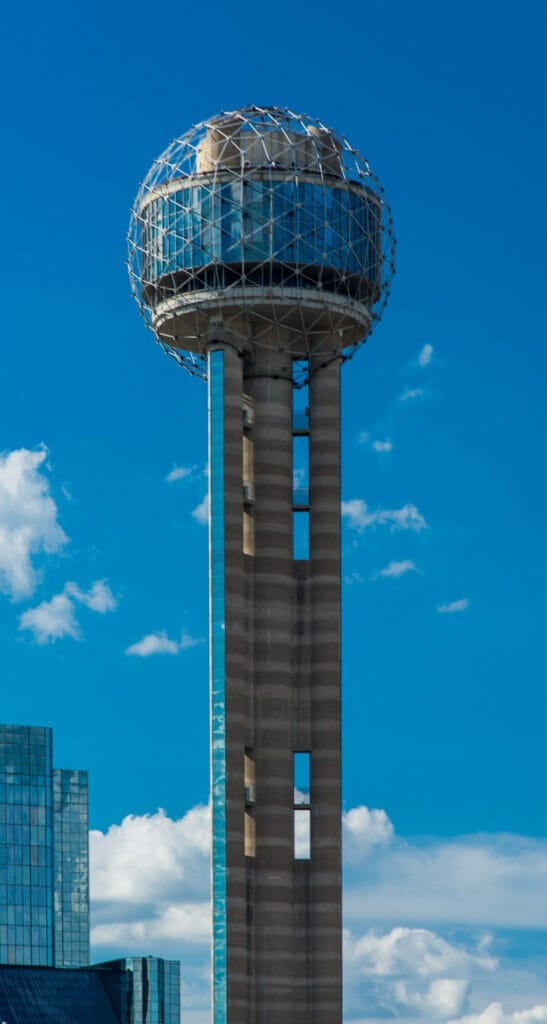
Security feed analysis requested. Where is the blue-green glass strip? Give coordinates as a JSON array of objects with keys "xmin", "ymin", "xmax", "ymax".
[{"xmin": 209, "ymin": 349, "xmax": 227, "ymax": 1024}]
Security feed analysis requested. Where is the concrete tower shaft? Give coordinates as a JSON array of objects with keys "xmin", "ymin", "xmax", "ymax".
[{"xmin": 209, "ymin": 334, "xmax": 341, "ymax": 1024}]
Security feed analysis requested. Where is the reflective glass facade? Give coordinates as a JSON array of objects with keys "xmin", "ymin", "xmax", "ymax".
[
  {"xmin": 0, "ymin": 957, "xmax": 180, "ymax": 1024},
  {"xmin": 53, "ymin": 769, "xmax": 89, "ymax": 966},
  {"xmin": 209, "ymin": 349, "xmax": 227, "ymax": 1024},
  {"xmin": 116, "ymin": 956, "xmax": 180, "ymax": 1024},
  {"xmin": 0, "ymin": 964, "xmax": 122, "ymax": 1023},
  {"xmin": 142, "ymin": 176, "xmax": 381, "ymax": 285},
  {"xmin": 0, "ymin": 725, "xmax": 89, "ymax": 968},
  {"xmin": 0, "ymin": 726, "xmax": 54, "ymax": 966}
]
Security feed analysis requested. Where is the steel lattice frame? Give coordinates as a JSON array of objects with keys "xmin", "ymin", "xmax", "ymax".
[{"xmin": 128, "ymin": 105, "xmax": 396, "ymax": 385}]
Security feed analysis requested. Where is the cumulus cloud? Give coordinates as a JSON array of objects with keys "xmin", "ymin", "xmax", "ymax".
[
  {"xmin": 343, "ymin": 833, "xmax": 547, "ymax": 932},
  {"xmin": 19, "ymin": 592, "xmax": 80, "ymax": 644},
  {"xmin": 192, "ymin": 494, "xmax": 209, "ymax": 525},
  {"xmin": 372, "ymin": 440, "xmax": 393, "ymax": 452},
  {"xmin": 90, "ymin": 805, "xmax": 211, "ymax": 953},
  {"xmin": 92, "ymin": 901, "xmax": 210, "ymax": 948},
  {"xmin": 450, "ymin": 1004, "xmax": 547, "ymax": 1024},
  {"xmin": 0, "ymin": 446, "xmax": 68, "ymax": 600},
  {"xmin": 344, "ymin": 925, "xmax": 495, "ymax": 1019},
  {"xmin": 344, "ymin": 806, "xmax": 394, "ymax": 861},
  {"xmin": 419, "ymin": 344, "xmax": 434, "ymax": 367},
  {"xmin": 65, "ymin": 579, "xmax": 117, "ymax": 613},
  {"xmin": 400, "ymin": 388, "xmax": 424, "ymax": 401},
  {"xmin": 91, "ymin": 805, "xmax": 210, "ymax": 904},
  {"xmin": 18, "ymin": 579, "xmax": 116, "ymax": 644},
  {"xmin": 125, "ymin": 628, "xmax": 202, "ymax": 657},
  {"xmin": 126, "ymin": 632, "xmax": 179, "ymax": 656},
  {"xmin": 342, "ymin": 498, "xmax": 427, "ymax": 533},
  {"xmin": 358, "ymin": 430, "xmax": 370, "ymax": 444},
  {"xmin": 166, "ymin": 465, "xmax": 195, "ymax": 483},
  {"xmin": 438, "ymin": 598, "xmax": 469, "ymax": 614},
  {"xmin": 376, "ymin": 559, "xmax": 418, "ymax": 579}
]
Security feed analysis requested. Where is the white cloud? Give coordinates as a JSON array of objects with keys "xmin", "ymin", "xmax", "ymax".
[
  {"xmin": 91, "ymin": 805, "xmax": 210, "ymax": 904},
  {"xmin": 90, "ymin": 805, "xmax": 211, "ymax": 953},
  {"xmin": 18, "ymin": 579, "xmax": 117, "ymax": 644},
  {"xmin": 91, "ymin": 901, "xmax": 210, "ymax": 948},
  {"xmin": 344, "ymin": 806, "xmax": 394, "ymax": 860},
  {"xmin": 19, "ymin": 592, "xmax": 80, "ymax": 644},
  {"xmin": 65, "ymin": 579, "xmax": 117, "ymax": 613},
  {"xmin": 349, "ymin": 925, "xmax": 493, "ymax": 981},
  {"xmin": 126, "ymin": 631, "xmax": 180, "ymax": 656},
  {"xmin": 395, "ymin": 976, "xmax": 471, "ymax": 1017},
  {"xmin": 357, "ymin": 433, "xmax": 392, "ymax": 452},
  {"xmin": 192, "ymin": 494, "xmax": 209, "ymax": 525},
  {"xmin": 450, "ymin": 1005, "xmax": 547, "ymax": 1024},
  {"xmin": 400, "ymin": 388, "xmax": 424, "ymax": 401},
  {"xmin": 166, "ymin": 465, "xmax": 195, "ymax": 483},
  {"xmin": 180, "ymin": 630, "xmax": 202, "ymax": 650},
  {"xmin": 343, "ymin": 833, "xmax": 547, "ymax": 931},
  {"xmin": 0, "ymin": 446, "xmax": 68, "ymax": 600},
  {"xmin": 342, "ymin": 498, "xmax": 427, "ymax": 533},
  {"xmin": 438, "ymin": 598, "xmax": 469, "ymax": 614},
  {"xmin": 345, "ymin": 925, "xmax": 494, "ymax": 1019},
  {"xmin": 126, "ymin": 628, "xmax": 202, "ymax": 657},
  {"xmin": 377, "ymin": 559, "xmax": 417, "ymax": 579},
  {"xmin": 419, "ymin": 344, "xmax": 434, "ymax": 367},
  {"xmin": 344, "ymin": 571, "xmax": 364, "ymax": 585}
]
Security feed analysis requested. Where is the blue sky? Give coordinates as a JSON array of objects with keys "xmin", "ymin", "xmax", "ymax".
[{"xmin": 1, "ymin": 0, "xmax": 546, "ymax": 1019}]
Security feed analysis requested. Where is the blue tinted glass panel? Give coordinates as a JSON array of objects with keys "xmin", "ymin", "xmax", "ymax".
[
  {"xmin": 0, "ymin": 964, "xmax": 122, "ymax": 1023},
  {"xmin": 142, "ymin": 178, "xmax": 381, "ymax": 286},
  {"xmin": 53, "ymin": 769, "xmax": 89, "ymax": 967},
  {"xmin": 0, "ymin": 725, "xmax": 54, "ymax": 966}
]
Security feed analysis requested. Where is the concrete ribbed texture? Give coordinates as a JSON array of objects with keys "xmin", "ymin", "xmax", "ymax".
[{"xmin": 209, "ymin": 337, "xmax": 342, "ymax": 1024}]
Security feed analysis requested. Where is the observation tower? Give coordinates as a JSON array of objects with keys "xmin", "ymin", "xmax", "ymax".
[{"xmin": 128, "ymin": 106, "xmax": 395, "ymax": 1024}]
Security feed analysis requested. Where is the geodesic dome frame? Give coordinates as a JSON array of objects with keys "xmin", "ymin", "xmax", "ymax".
[{"xmin": 127, "ymin": 106, "xmax": 395, "ymax": 385}]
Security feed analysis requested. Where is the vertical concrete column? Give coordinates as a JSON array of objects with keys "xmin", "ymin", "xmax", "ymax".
[
  {"xmin": 309, "ymin": 355, "xmax": 342, "ymax": 1024},
  {"xmin": 246, "ymin": 346, "xmax": 296, "ymax": 1024},
  {"xmin": 207, "ymin": 339, "xmax": 250, "ymax": 1024}
]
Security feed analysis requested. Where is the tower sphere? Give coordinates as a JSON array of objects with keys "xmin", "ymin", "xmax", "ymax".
[{"xmin": 128, "ymin": 105, "xmax": 395, "ymax": 382}]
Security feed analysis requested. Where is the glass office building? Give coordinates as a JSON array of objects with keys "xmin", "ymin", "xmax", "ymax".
[
  {"xmin": 97, "ymin": 957, "xmax": 181, "ymax": 1024},
  {"xmin": 0, "ymin": 724, "xmax": 89, "ymax": 967},
  {"xmin": 53, "ymin": 768, "xmax": 89, "ymax": 966},
  {"xmin": 0, "ymin": 725, "xmax": 181, "ymax": 1022},
  {"xmin": 0, "ymin": 956, "xmax": 181, "ymax": 1024}
]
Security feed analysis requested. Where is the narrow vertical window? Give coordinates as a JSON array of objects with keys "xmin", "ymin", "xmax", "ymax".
[
  {"xmin": 293, "ymin": 435, "xmax": 309, "ymax": 507},
  {"xmin": 244, "ymin": 750, "xmax": 256, "ymax": 857},
  {"xmin": 294, "ymin": 810, "xmax": 311, "ymax": 860},
  {"xmin": 244, "ymin": 749, "xmax": 256, "ymax": 805},
  {"xmin": 292, "ymin": 367, "xmax": 310, "ymax": 560},
  {"xmin": 293, "ymin": 752, "xmax": 310, "ymax": 805},
  {"xmin": 242, "ymin": 397, "xmax": 255, "ymax": 555},
  {"xmin": 292, "ymin": 361, "xmax": 310, "ymax": 431},
  {"xmin": 244, "ymin": 813, "xmax": 256, "ymax": 858},
  {"xmin": 293, "ymin": 511, "xmax": 309, "ymax": 560},
  {"xmin": 294, "ymin": 752, "xmax": 311, "ymax": 859}
]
